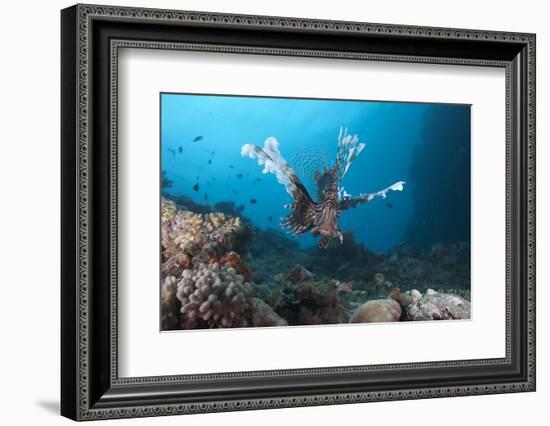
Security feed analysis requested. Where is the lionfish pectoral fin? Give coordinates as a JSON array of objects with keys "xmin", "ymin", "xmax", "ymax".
[
  {"xmin": 242, "ymin": 137, "xmax": 318, "ymax": 238},
  {"xmin": 282, "ymin": 195, "xmax": 316, "ymax": 237},
  {"xmin": 338, "ymin": 181, "xmax": 406, "ymax": 211},
  {"xmin": 241, "ymin": 138, "xmax": 313, "ymax": 199}
]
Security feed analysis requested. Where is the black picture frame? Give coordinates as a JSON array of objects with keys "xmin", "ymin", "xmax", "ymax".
[{"xmin": 61, "ymin": 3, "xmax": 536, "ymax": 421}]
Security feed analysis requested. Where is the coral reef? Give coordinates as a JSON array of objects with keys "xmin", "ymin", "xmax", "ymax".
[
  {"xmin": 161, "ymin": 197, "xmax": 249, "ymax": 277},
  {"xmin": 350, "ymin": 299, "xmax": 402, "ymax": 323},
  {"xmin": 305, "ymin": 238, "xmax": 470, "ymax": 296},
  {"xmin": 176, "ymin": 263, "xmax": 253, "ymax": 329},
  {"xmin": 406, "ymin": 289, "xmax": 471, "ymax": 320},
  {"xmin": 258, "ymin": 265, "xmax": 350, "ymax": 326},
  {"xmin": 160, "ymin": 192, "xmax": 471, "ymax": 330}
]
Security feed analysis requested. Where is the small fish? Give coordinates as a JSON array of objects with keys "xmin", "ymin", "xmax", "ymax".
[
  {"xmin": 229, "ymin": 165, "xmax": 234, "ymax": 169},
  {"xmin": 250, "ymin": 198, "xmax": 257, "ymax": 204},
  {"xmin": 268, "ymin": 216, "xmax": 273, "ymax": 222},
  {"xmin": 204, "ymin": 193, "xmax": 208, "ymax": 201},
  {"xmin": 192, "ymin": 183, "xmax": 199, "ymax": 192},
  {"xmin": 232, "ymin": 189, "xmax": 237, "ymax": 194},
  {"xmin": 206, "ymin": 182, "xmax": 211, "ymax": 186},
  {"xmin": 236, "ymin": 173, "xmax": 243, "ymax": 179},
  {"xmin": 192, "ymin": 136, "xmax": 203, "ymax": 142},
  {"xmin": 211, "ymin": 150, "xmax": 215, "ymax": 155},
  {"xmin": 178, "ymin": 146, "xmax": 183, "ymax": 154},
  {"xmin": 237, "ymin": 205, "xmax": 245, "ymax": 212},
  {"xmin": 196, "ymin": 176, "xmax": 199, "ymax": 181},
  {"xmin": 167, "ymin": 148, "xmax": 176, "ymax": 157},
  {"xmin": 386, "ymin": 203, "xmax": 393, "ymax": 208},
  {"xmin": 208, "ymin": 159, "xmax": 212, "ymax": 164},
  {"xmin": 254, "ymin": 178, "xmax": 261, "ymax": 183},
  {"xmin": 212, "ymin": 177, "xmax": 216, "ymax": 181}
]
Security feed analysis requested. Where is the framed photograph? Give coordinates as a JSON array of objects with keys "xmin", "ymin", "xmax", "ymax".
[{"xmin": 61, "ymin": 4, "xmax": 536, "ymax": 421}]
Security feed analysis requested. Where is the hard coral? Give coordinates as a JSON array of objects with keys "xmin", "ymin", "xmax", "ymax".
[
  {"xmin": 161, "ymin": 197, "xmax": 245, "ymax": 276},
  {"xmin": 388, "ymin": 287, "xmax": 414, "ymax": 307},
  {"xmin": 161, "ymin": 275, "xmax": 179, "ymax": 330},
  {"xmin": 249, "ymin": 297, "xmax": 288, "ymax": 327},
  {"xmin": 176, "ymin": 263, "xmax": 253, "ymax": 329},
  {"xmin": 350, "ymin": 299, "xmax": 401, "ymax": 323},
  {"xmin": 213, "ymin": 251, "xmax": 252, "ymax": 282}
]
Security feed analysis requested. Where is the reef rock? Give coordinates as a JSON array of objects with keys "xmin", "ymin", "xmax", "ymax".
[
  {"xmin": 388, "ymin": 288, "xmax": 414, "ymax": 307},
  {"xmin": 287, "ymin": 264, "xmax": 314, "ymax": 283},
  {"xmin": 273, "ymin": 279, "xmax": 349, "ymax": 325},
  {"xmin": 249, "ymin": 297, "xmax": 288, "ymax": 327},
  {"xmin": 411, "ymin": 289, "xmax": 422, "ymax": 303},
  {"xmin": 406, "ymin": 289, "xmax": 470, "ymax": 320},
  {"xmin": 350, "ymin": 299, "xmax": 401, "ymax": 323},
  {"xmin": 176, "ymin": 263, "xmax": 253, "ymax": 329}
]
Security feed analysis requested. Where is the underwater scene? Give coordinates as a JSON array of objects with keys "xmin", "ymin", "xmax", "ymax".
[{"xmin": 160, "ymin": 93, "xmax": 471, "ymax": 331}]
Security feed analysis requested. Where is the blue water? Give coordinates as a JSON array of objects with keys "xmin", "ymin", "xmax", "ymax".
[{"xmin": 161, "ymin": 93, "xmax": 470, "ymax": 252}]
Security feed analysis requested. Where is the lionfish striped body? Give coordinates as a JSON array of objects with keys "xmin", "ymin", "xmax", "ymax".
[{"xmin": 241, "ymin": 127, "xmax": 405, "ymax": 249}]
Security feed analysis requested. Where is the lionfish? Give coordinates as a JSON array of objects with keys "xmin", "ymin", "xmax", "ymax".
[{"xmin": 241, "ymin": 127, "xmax": 405, "ymax": 248}]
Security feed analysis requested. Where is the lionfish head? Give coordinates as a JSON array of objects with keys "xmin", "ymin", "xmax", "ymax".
[{"xmin": 291, "ymin": 148, "xmax": 331, "ymax": 202}]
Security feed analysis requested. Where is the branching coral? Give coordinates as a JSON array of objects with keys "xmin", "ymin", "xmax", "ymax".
[{"xmin": 176, "ymin": 263, "xmax": 253, "ymax": 329}]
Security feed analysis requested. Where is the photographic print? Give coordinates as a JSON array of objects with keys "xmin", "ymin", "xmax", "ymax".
[{"xmin": 160, "ymin": 93, "xmax": 471, "ymax": 331}]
